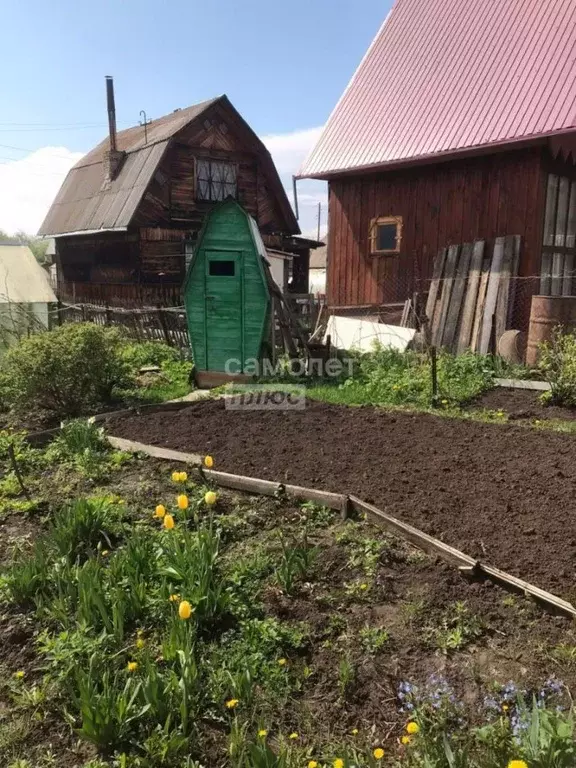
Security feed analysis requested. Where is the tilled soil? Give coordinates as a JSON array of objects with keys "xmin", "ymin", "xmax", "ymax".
[
  {"xmin": 106, "ymin": 399, "xmax": 576, "ymax": 598},
  {"xmin": 475, "ymin": 387, "xmax": 576, "ymax": 421}
]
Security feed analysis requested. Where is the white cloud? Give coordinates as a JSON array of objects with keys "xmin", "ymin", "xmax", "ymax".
[
  {"xmin": 261, "ymin": 126, "xmax": 328, "ymax": 240},
  {"xmin": 0, "ymin": 147, "xmax": 82, "ymax": 235},
  {"xmin": 0, "ymin": 126, "xmax": 327, "ymax": 240}
]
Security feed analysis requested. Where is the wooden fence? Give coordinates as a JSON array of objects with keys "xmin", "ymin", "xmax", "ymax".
[{"xmin": 59, "ymin": 302, "xmax": 190, "ymax": 352}]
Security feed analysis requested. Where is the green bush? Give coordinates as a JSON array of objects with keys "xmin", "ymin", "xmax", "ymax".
[
  {"xmin": 538, "ymin": 327, "xmax": 576, "ymax": 407},
  {"xmin": 0, "ymin": 323, "xmax": 132, "ymax": 417},
  {"xmin": 120, "ymin": 340, "xmax": 181, "ymax": 370}
]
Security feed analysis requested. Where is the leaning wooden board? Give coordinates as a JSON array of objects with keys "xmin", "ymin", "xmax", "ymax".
[
  {"xmin": 433, "ymin": 244, "xmax": 459, "ymax": 346},
  {"xmin": 478, "ymin": 237, "xmax": 505, "ymax": 354},
  {"xmin": 457, "ymin": 240, "xmax": 485, "ymax": 353},
  {"xmin": 442, "ymin": 242, "xmax": 472, "ymax": 350}
]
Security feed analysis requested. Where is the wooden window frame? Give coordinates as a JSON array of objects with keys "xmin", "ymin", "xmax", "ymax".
[
  {"xmin": 369, "ymin": 216, "xmax": 403, "ymax": 255},
  {"xmin": 195, "ymin": 157, "xmax": 238, "ymax": 202},
  {"xmin": 540, "ymin": 173, "xmax": 576, "ymax": 296}
]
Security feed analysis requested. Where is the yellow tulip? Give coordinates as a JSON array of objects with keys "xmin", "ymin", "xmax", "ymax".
[
  {"xmin": 163, "ymin": 514, "xmax": 175, "ymax": 530},
  {"xmin": 178, "ymin": 600, "xmax": 193, "ymax": 620},
  {"xmin": 177, "ymin": 494, "xmax": 189, "ymax": 510},
  {"xmin": 155, "ymin": 504, "xmax": 166, "ymax": 518},
  {"xmin": 204, "ymin": 490, "xmax": 217, "ymax": 506},
  {"xmin": 204, "ymin": 455, "xmax": 214, "ymax": 468}
]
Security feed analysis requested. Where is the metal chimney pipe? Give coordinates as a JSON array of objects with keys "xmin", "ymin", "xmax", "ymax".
[{"xmin": 105, "ymin": 76, "xmax": 117, "ymax": 153}]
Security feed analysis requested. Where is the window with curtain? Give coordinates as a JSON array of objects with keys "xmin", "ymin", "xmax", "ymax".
[
  {"xmin": 196, "ymin": 159, "xmax": 237, "ymax": 202},
  {"xmin": 541, "ymin": 174, "xmax": 576, "ymax": 295}
]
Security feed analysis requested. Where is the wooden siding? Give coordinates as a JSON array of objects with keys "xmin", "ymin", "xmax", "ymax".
[{"xmin": 327, "ymin": 148, "xmax": 547, "ymax": 325}]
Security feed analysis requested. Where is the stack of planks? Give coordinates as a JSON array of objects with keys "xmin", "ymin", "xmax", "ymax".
[{"xmin": 425, "ymin": 235, "xmax": 521, "ymax": 353}]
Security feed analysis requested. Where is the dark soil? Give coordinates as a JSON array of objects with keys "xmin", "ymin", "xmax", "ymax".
[
  {"xmin": 106, "ymin": 399, "xmax": 576, "ymax": 599},
  {"xmin": 475, "ymin": 387, "xmax": 576, "ymax": 421}
]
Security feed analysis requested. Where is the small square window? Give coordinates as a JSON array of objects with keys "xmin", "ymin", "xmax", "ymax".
[
  {"xmin": 209, "ymin": 260, "xmax": 235, "ymax": 276},
  {"xmin": 369, "ymin": 216, "xmax": 403, "ymax": 254},
  {"xmin": 196, "ymin": 159, "xmax": 237, "ymax": 201}
]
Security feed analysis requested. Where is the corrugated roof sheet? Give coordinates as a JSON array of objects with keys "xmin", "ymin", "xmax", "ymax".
[
  {"xmin": 38, "ymin": 98, "xmax": 221, "ymax": 236},
  {"xmin": 0, "ymin": 246, "xmax": 57, "ymax": 304},
  {"xmin": 300, "ymin": 0, "xmax": 576, "ymax": 178}
]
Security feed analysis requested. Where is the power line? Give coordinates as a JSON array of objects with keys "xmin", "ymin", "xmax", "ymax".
[{"xmin": 0, "ymin": 143, "xmax": 82, "ymax": 161}]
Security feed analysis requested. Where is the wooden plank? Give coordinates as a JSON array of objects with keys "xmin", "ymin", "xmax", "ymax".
[
  {"xmin": 457, "ymin": 240, "xmax": 485, "ymax": 352},
  {"xmin": 470, "ymin": 249, "xmax": 492, "ymax": 352},
  {"xmin": 400, "ymin": 298, "xmax": 412, "ymax": 327},
  {"xmin": 282, "ymin": 483, "xmax": 347, "ymax": 511},
  {"xmin": 443, "ymin": 242, "xmax": 472, "ymax": 351},
  {"xmin": 432, "ymin": 245, "xmax": 459, "ymax": 346},
  {"xmin": 108, "ymin": 435, "xmax": 203, "ymax": 464},
  {"xmin": 540, "ymin": 251, "xmax": 552, "ymax": 295},
  {"xmin": 494, "ymin": 378, "xmax": 551, "ymax": 391},
  {"xmin": 425, "ymin": 248, "xmax": 447, "ymax": 332},
  {"xmin": 495, "ymin": 235, "xmax": 515, "ymax": 343},
  {"xmin": 551, "ymin": 252, "xmax": 564, "ymax": 296},
  {"xmin": 205, "ymin": 469, "xmax": 281, "ymax": 497},
  {"xmin": 479, "ymin": 237, "xmax": 505, "ymax": 354},
  {"xmin": 349, "ymin": 496, "xmax": 476, "ymax": 568},
  {"xmin": 506, "ymin": 235, "xmax": 521, "ymax": 328},
  {"xmin": 562, "ymin": 254, "xmax": 574, "ymax": 296}
]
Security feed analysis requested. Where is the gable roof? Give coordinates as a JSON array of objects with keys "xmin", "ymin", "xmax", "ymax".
[
  {"xmin": 300, "ymin": 0, "xmax": 576, "ymax": 179},
  {"xmin": 0, "ymin": 245, "xmax": 57, "ymax": 304},
  {"xmin": 39, "ymin": 95, "xmax": 299, "ymax": 236}
]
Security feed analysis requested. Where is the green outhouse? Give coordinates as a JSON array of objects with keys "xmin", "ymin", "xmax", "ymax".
[{"xmin": 184, "ymin": 199, "xmax": 271, "ymax": 383}]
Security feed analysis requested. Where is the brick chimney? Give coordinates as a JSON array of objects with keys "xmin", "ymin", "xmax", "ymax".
[{"xmin": 103, "ymin": 76, "xmax": 125, "ymax": 182}]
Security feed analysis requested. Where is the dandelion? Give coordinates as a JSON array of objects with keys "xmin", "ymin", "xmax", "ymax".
[
  {"xmin": 333, "ymin": 759, "xmax": 344, "ymax": 768},
  {"xmin": 169, "ymin": 593, "xmax": 180, "ymax": 602},
  {"xmin": 101, "ymin": 550, "xmax": 109, "ymax": 557},
  {"xmin": 401, "ymin": 736, "xmax": 411, "ymax": 745},
  {"xmin": 278, "ymin": 657, "xmax": 287, "ymax": 666},
  {"xmin": 136, "ymin": 637, "xmax": 145, "ymax": 649},
  {"xmin": 308, "ymin": 762, "xmax": 318, "ymax": 768},
  {"xmin": 226, "ymin": 698, "xmax": 239, "ymax": 709},
  {"xmin": 127, "ymin": 661, "xmax": 138, "ymax": 672},
  {"xmin": 502, "ymin": 704, "xmax": 509, "ymax": 712},
  {"xmin": 507, "ymin": 762, "xmax": 528, "ymax": 768},
  {"xmin": 360, "ymin": 583, "xmax": 369, "ymax": 591},
  {"xmin": 155, "ymin": 504, "xmax": 166, "ymax": 518},
  {"xmin": 351, "ymin": 728, "xmax": 358, "ymax": 735},
  {"xmin": 406, "ymin": 721, "xmax": 420, "ymax": 735},
  {"xmin": 179, "ymin": 600, "xmax": 193, "ymax": 620},
  {"xmin": 179, "ymin": 471, "xmax": 188, "ymax": 482},
  {"xmin": 14, "ymin": 670, "xmax": 25, "ymax": 679},
  {"xmin": 288, "ymin": 732, "xmax": 298, "ymax": 740},
  {"xmin": 258, "ymin": 729, "xmax": 268, "ymax": 738},
  {"xmin": 204, "ymin": 455, "xmax": 214, "ymax": 468},
  {"xmin": 177, "ymin": 494, "xmax": 189, "ymax": 510},
  {"xmin": 163, "ymin": 514, "xmax": 175, "ymax": 530},
  {"xmin": 204, "ymin": 490, "xmax": 217, "ymax": 506},
  {"xmin": 373, "ymin": 748, "xmax": 385, "ymax": 760},
  {"xmin": 171, "ymin": 471, "xmax": 180, "ymax": 482}
]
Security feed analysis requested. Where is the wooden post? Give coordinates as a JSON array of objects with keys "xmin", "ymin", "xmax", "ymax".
[
  {"xmin": 157, "ymin": 306, "xmax": 171, "ymax": 346},
  {"xmin": 105, "ymin": 303, "xmax": 112, "ymax": 326},
  {"xmin": 430, "ymin": 345, "xmax": 439, "ymax": 407}
]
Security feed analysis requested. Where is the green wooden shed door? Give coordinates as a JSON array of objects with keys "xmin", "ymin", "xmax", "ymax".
[{"xmin": 205, "ymin": 250, "xmax": 243, "ymax": 372}]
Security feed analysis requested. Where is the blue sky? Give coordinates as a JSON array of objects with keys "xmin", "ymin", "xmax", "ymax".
[{"xmin": 0, "ymin": 0, "xmax": 392, "ymax": 235}]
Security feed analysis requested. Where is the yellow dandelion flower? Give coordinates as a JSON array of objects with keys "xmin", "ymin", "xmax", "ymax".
[
  {"xmin": 204, "ymin": 490, "xmax": 217, "ymax": 506},
  {"xmin": 333, "ymin": 759, "xmax": 344, "ymax": 768},
  {"xmin": 288, "ymin": 732, "xmax": 298, "ymax": 740},
  {"xmin": 204, "ymin": 455, "xmax": 214, "ymax": 468},
  {"xmin": 401, "ymin": 735, "xmax": 411, "ymax": 745},
  {"xmin": 278, "ymin": 657, "xmax": 287, "ymax": 666},
  {"xmin": 127, "ymin": 661, "xmax": 138, "ymax": 672},
  {"xmin": 169, "ymin": 593, "xmax": 180, "ymax": 602},
  {"xmin": 178, "ymin": 600, "xmax": 193, "ymax": 620},
  {"xmin": 502, "ymin": 704, "xmax": 509, "ymax": 712},
  {"xmin": 180, "ymin": 471, "xmax": 188, "ymax": 482},
  {"xmin": 171, "ymin": 471, "xmax": 181, "ymax": 482},
  {"xmin": 258, "ymin": 729, "xmax": 268, "ymax": 738},
  {"xmin": 226, "ymin": 698, "xmax": 239, "ymax": 709},
  {"xmin": 360, "ymin": 583, "xmax": 369, "ymax": 591},
  {"xmin": 351, "ymin": 728, "xmax": 358, "ymax": 735},
  {"xmin": 373, "ymin": 747, "xmax": 384, "ymax": 760},
  {"xmin": 154, "ymin": 504, "xmax": 166, "ymax": 518},
  {"xmin": 507, "ymin": 762, "xmax": 528, "ymax": 768},
  {"xmin": 163, "ymin": 513, "xmax": 175, "ymax": 530},
  {"xmin": 177, "ymin": 494, "xmax": 189, "ymax": 510},
  {"xmin": 14, "ymin": 670, "xmax": 25, "ymax": 679},
  {"xmin": 308, "ymin": 762, "xmax": 319, "ymax": 768},
  {"xmin": 136, "ymin": 637, "xmax": 145, "ymax": 649},
  {"xmin": 406, "ymin": 721, "xmax": 419, "ymax": 735}
]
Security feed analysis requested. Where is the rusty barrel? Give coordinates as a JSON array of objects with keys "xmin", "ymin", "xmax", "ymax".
[{"xmin": 526, "ymin": 295, "xmax": 576, "ymax": 366}]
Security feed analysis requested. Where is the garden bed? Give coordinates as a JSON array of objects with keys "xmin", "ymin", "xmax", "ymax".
[
  {"xmin": 106, "ymin": 399, "xmax": 576, "ymax": 599},
  {"xmin": 474, "ymin": 387, "xmax": 576, "ymax": 421}
]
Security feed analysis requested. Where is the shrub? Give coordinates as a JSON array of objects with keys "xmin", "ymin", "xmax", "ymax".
[
  {"xmin": 538, "ymin": 327, "xmax": 576, "ymax": 406},
  {"xmin": 1, "ymin": 323, "xmax": 133, "ymax": 417},
  {"xmin": 120, "ymin": 340, "xmax": 181, "ymax": 370}
]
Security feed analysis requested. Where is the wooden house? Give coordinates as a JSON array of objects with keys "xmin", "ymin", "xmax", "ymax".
[
  {"xmin": 298, "ymin": 0, "xmax": 576, "ymax": 333},
  {"xmin": 39, "ymin": 78, "xmax": 314, "ymax": 306}
]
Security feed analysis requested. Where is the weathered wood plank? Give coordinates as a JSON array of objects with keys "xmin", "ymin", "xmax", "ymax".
[
  {"xmin": 540, "ymin": 252, "xmax": 552, "ymax": 295},
  {"xmin": 562, "ymin": 254, "xmax": 574, "ymax": 296},
  {"xmin": 495, "ymin": 235, "xmax": 515, "ymax": 343},
  {"xmin": 470, "ymin": 249, "xmax": 492, "ymax": 352},
  {"xmin": 425, "ymin": 247, "xmax": 447, "ymax": 333},
  {"xmin": 479, "ymin": 562, "xmax": 576, "ymax": 618},
  {"xmin": 108, "ymin": 436, "xmax": 203, "ymax": 464},
  {"xmin": 282, "ymin": 483, "xmax": 347, "ymax": 511},
  {"xmin": 433, "ymin": 245, "xmax": 459, "ymax": 346},
  {"xmin": 443, "ymin": 242, "xmax": 472, "ymax": 351},
  {"xmin": 457, "ymin": 240, "xmax": 485, "ymax": 352},
  {"xmin": 479, "ymin": 237, "xmax": 505, "ymax": 354},
  {"xmin": 506, "ymin": 235, "xmax": 521, "ymax": 328},
  {"xmin": 551, "ymin": 252, "xmax": 564, "ymax": 296}
]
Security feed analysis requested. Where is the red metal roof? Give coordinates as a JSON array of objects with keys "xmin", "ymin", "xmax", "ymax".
[{"xmin": 299, "ymin": 0, "xmax": 576, "ymax": 178}]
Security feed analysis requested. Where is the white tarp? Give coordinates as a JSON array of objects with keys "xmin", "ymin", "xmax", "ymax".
[{"xmin": 325, "ymin": 314, "xmax": 415, "ymax": 353}]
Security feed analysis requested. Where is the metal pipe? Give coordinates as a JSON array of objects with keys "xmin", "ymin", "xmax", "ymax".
[{"xmin": 105, "ymin": 75, "xmax": 117, "ymax": 153}]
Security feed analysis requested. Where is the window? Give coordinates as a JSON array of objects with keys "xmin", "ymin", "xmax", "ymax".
[
  {"xmin": 541, "ymin": 174, "xmax": 576, "ymax": 295},
  {"xmin": 209, "ymin": 260, "xmax": 235, "ymax": 276},
  {"xmin": 196, "ymin": 159, "xmax": 237, "ymax": 201},
  {"xmin": 369, "ymin": 216, "xmax": 403, "ymax": 254}
]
